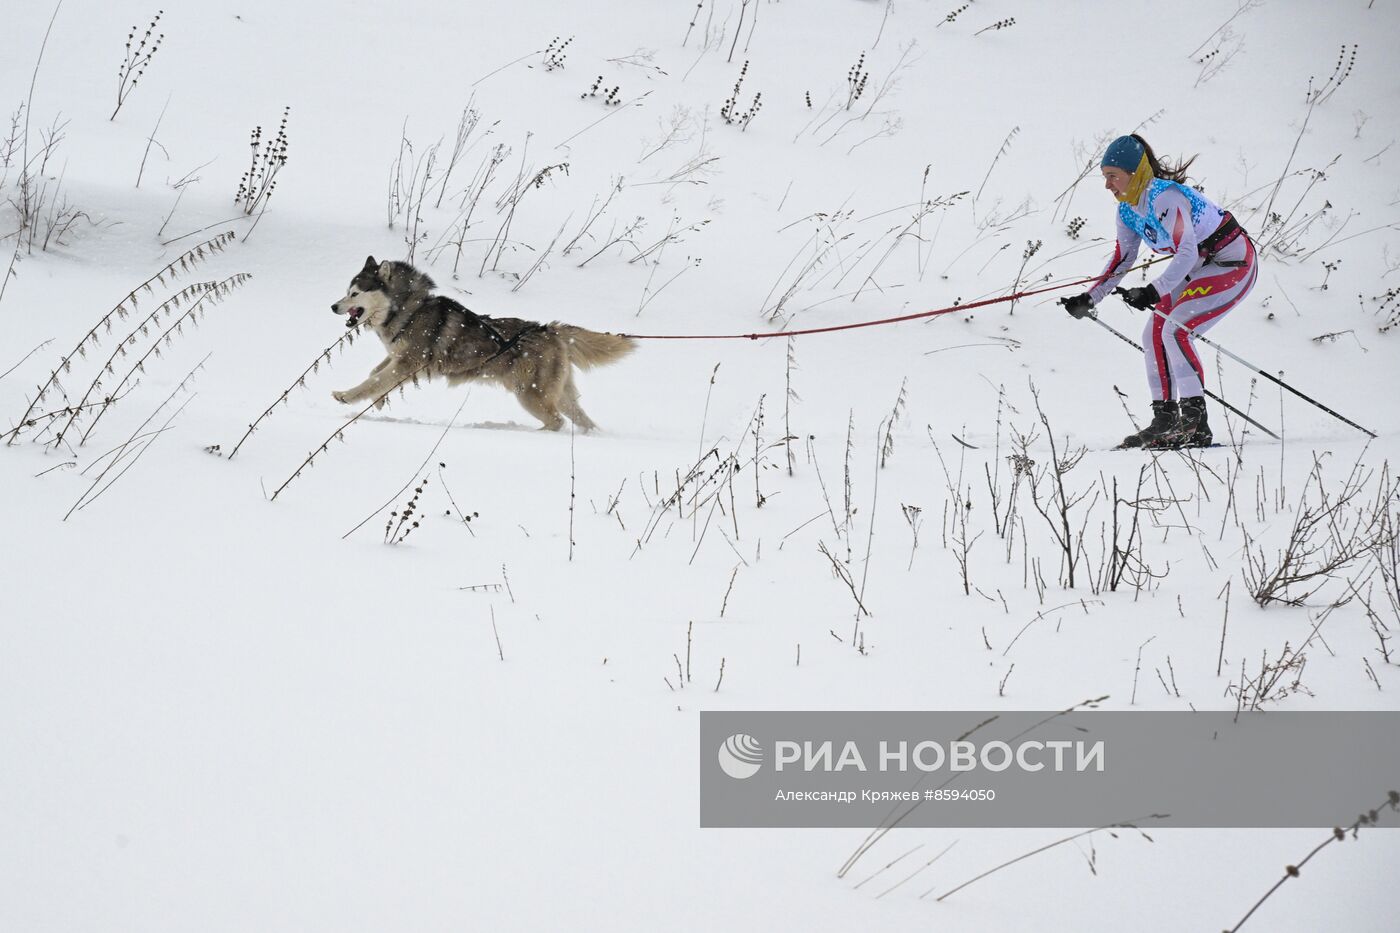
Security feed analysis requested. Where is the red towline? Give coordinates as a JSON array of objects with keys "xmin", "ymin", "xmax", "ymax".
[{"xmin": 616, "ymin": 259, "xmax": 1166, "ymax": 341}]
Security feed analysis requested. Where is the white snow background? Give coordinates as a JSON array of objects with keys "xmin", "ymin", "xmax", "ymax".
[{"xmin": 2, "ymin": 1, "xmax": 1398, "ymax": 930}]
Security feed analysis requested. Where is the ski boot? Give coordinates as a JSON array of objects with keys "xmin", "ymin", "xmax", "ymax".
[
  {"xmin": 1149, "ymin": 396, "xmax": 1212, "ymax": 449},
  {"xmin": 1119, "ymin": 399, "xmax": 1178, "ymax": 449}
]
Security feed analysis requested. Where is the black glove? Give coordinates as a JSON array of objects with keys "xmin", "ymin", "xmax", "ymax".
[
  {"xmin": 1116, "ymin": 284, "xmax": 1160, "ymax": 310},
  {"xmin": 1059, "ymin": 293, "xmax": 1094, "ymax": 319}
]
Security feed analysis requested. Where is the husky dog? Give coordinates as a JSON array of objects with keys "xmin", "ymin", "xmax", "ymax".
[{"xmin": 330, "ymin": 257, "xmax": 635, "ymax": 431}]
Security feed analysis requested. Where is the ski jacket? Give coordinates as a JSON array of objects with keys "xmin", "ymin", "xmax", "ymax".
[{"xmin": 1087, "ymin": 179, "xmax": 1230, "ymax": 305}]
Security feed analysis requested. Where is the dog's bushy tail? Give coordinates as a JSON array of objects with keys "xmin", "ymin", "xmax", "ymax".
[{"xmin": 553, "ymin": 324, "xmax": 637, "ymax": 370}]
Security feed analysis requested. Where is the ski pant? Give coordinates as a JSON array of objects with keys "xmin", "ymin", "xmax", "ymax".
[{"xmin": 1142, "ymin": 234, "xmax": 1257, "ymax": 401}]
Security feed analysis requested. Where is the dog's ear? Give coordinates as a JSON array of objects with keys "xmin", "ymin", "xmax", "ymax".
[
  {"xmin": 363, "ymin": 255, "xmax": 377, "ymax": 272},
  {"xmin": 378, "ymin": 260, "xmax": 394, "ymax": 281}
]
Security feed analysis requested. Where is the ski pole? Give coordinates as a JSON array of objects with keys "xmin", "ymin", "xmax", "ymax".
[
  {"xmin": 1114, "ymin": 289, "xmax": 1377, "ymax": 439},
  {"xmin": 1086, "ymin": 312, "xmax": 1279, "ymax": 440}
]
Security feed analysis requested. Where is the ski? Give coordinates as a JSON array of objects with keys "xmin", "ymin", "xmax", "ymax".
[{"xmin": 1109, "ymin": 442, "xmax": 1227, "ymax": 451}]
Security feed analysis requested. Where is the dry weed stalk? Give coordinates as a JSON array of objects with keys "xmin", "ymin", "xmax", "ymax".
[
  {"xmin": 936, "ymin": 816, "xmax": 1161, "ymax": 903},
  {"xmin": 340, "ymin": 393, "xmax": 470, "ymax": 538},
  {"xmin": 819, "ymin": 540, "xmax": 871, "ymax": 618},
  {"xmin": 423, "ymin": 142, "xmax": 508, "ymax": 274},
  {"xmin": 436, "ymin": 100, "xmax": 484, "ymax": 209},
  {"xmin": 438, "ymin": 463, "xmax": 479, "ymax": 537},
  {"xmin": 272, "ymin": 365, "xmax": 427, "ymax": 502},
  {"xmin": 799, "ymin": 41, "xmax": 917, "ymax": 147},
  {"xmin": 1359, "ymin": 463, "xmax": 1400, "ymax": 621},
  {"xmin": 384, "ymin": 471, "xmax": 430, "ymax": 545},
  {"xmin": 561, "ymin": 176, "xmax": 624, "ymax": 256},
  {"xmin": 111, "ymin": 10, "xmax": 164, "ymax": 121},
  {"xmin": 7, "ymin": 232, "xmax": 235, "ymax": 444},
  {"xmin": 482, "ymin": 150, "xmax": 568, "ymax": 276},
  {"xmin": 77, "ymin": 273, "xmax": 251, "ymax": 444},
  {"xmin": 784, "ymin": 337, "xmax": 799, "ymax": 476},
  {"xmin": 1227, "ymin": 642, "xmax": 1311, "ymax": 713},
  {"xmin": 1025, "ymin": 384, "xmax": 1097, "ymax": 589},
  {"xmin": 931, "ymin": 431, "xmax": 982, "ymax": 596},
  {"xmin": 837, "ymin": 699, "xmax": 1110, "ymax": 882},
  {"xmin": 902, "ymin": 503, "xmax": 923, "ymax": 570},
  {"xmin": 627, "ymin": 215, "xmax": 709, "ymax": 266},
  {"xmin": 758, "ymin": 209, "xmax": 853, "ymax": 321},
  {"xmin": 7, "ymin": 387, "xmax": 137, "ymax": 442},
  {"xmin": 49, "ymin": 281, "xmax": 215, "ymax": 449},
  {"xmin": 1242, "ymin": 453, "xmax": 1395, "ymax": 607},
  {"xmin": 973, "ymin": 125, "xmax": 1020, "ymax": 209},
  {"xmin": 227, "ymin": 327, "xmax": 361, "ymax": 460},
  {"xmin": 1225, "ymin": 790, "xmax": 1398, "ymax": 932},
  {"xmin": 854, "ymin": 193, "xmax": 967, "ymax": 301},
  {"xmin": 235, "ymin": 107, "xmax": 290, "ymax": 218},
  {"xmin": 63, "ymin": 354, "xmax": 207, "ymax": 520},
  {"xmin": 387, "ymin": 131, "xmax": 438, "ymax": 262},
  {"xmin": 1095, "ymin": 466, "xmax": 1172, "ymax": 595},
  {"xmin": 633, "ymin": 401, "xmax": 784, "ymax": 559}
]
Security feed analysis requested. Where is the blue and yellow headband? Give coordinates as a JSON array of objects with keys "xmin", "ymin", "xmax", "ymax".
[
  {"xmin": 1103, "ymin": 135, "xmax": 1154, "ymax": 203},
  {"xmin": 1102, "ymin": 135, "xmax": 1145, "ymax": 172}
]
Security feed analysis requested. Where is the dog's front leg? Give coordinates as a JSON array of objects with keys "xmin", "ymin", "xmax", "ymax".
[{"xmin": 333, "ymin": 362, "xmax": 407, "ymax": 409}]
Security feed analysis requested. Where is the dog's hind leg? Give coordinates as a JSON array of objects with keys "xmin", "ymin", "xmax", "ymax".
[
  {"xmin": 515, "ymin": 385, "xmax": 566, "ymax": 431},
  {"xmin": 559, "ymin": 371, "xmax": 597, "ymax": 432}
]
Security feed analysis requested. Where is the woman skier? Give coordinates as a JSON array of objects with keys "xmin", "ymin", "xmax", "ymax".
[{"xmin": 1059, "ymin": 134, "xmax": 1258, "ymax": 449}]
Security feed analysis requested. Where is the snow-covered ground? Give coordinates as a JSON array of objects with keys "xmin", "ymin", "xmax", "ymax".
[{"xmin": 2, "ymin": 1, "xmax": 1398, "ymax": 930}]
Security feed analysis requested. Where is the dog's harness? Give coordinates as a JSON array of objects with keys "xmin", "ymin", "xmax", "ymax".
[
  {"xmin": 469, "ymin": 312, "xmax": 511, "ymax": 349},
  {"xmin": 386, "ymin": 300, "xmax": 524, "ymax": 353},
  {"xmin": 387, "ymin": 301, "xmax": 547, "ymax": 371},
  {"xmin": 477, "ymin": 318, "xmax": 547, "ymax": 357},
  {"xmin": 369, "ymin": 289, "xmax": 552, "ymax": 385},
  {"xmin": 463, "ymin": 311, "xmax": 549, "ymax": 359},
  {"xmin": 450, "ymin": 321, "xmax": 550, "ymax": 379}
]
